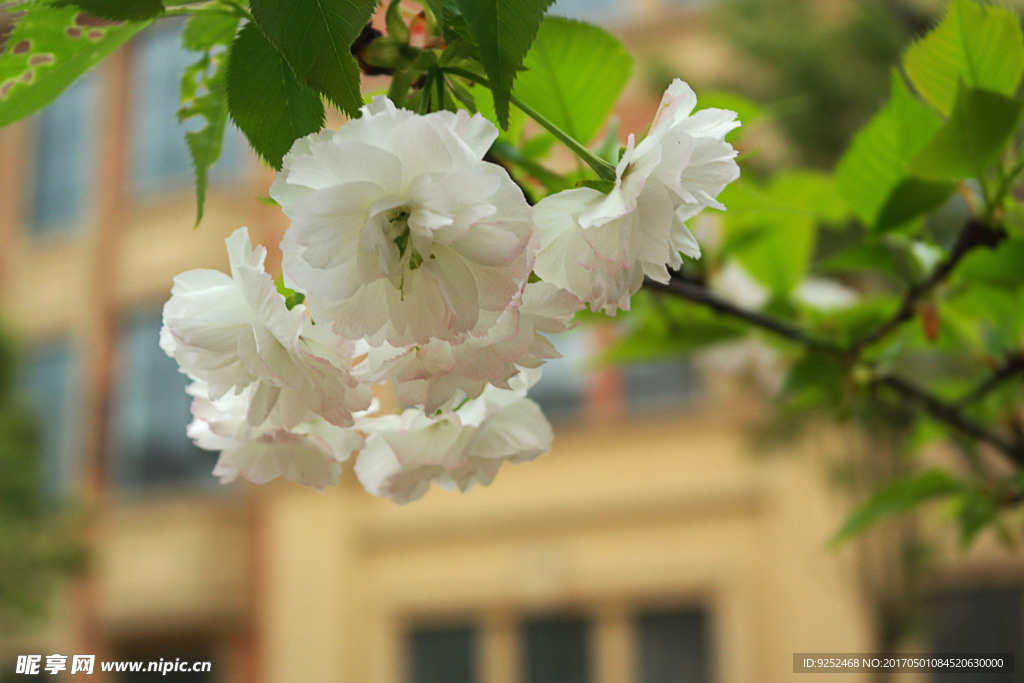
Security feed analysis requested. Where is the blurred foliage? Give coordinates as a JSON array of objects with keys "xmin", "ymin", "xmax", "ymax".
[
  {"xmin": 712, "ymin": 0, "xmax": 916, "ymax": 167},
  {"xmin": 0, "ymin": 330, "xmax": 83, "ymax": 637},
  {"xmin": 605, "ymin": 0, "xmax": 1024, "ymax": 558}
]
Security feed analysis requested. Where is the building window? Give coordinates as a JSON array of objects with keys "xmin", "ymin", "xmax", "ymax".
[
  {"xmin": 408, "ymin": 624, "xmax": 478, "ymax": 683},
  {"xmin": 111, "ymin": 308, "xmax": 214, "ymax": 490},
  {"xmin": 929, "ymin": 585, "xmax": 1023, "ymax": 683},
  {"xmin": 636, "ymin": 608, "xmax": 710, "ymax": 683},
  {"xmin": 529, "ymin": 330, "xmax": 589, "ymax": 423},
  {"xmin": 20, "ymin": 341, "xmax": 79, "ymax": 496},
  {"xmin": 130, "ymin": 19, "xmax": 247, "ymax": 197},
  {"xmin": 29, "ymin": 73, "xmax": 100, "ymax": 235},
  {"xmin": 550, "ymin": 0, "xmax": 627, "ymax": 24},
  {"xmin": 523, "ymin": 616, "xmax": 591, "ymax": 683},
  {"xmin": 624, "ymin": 359, "xmax": 700, "ymax": 416}
]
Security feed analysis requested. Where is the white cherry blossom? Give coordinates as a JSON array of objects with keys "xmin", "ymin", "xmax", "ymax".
[
  {"xmin": 159, "ymin": 80, "xmax": 740, "ymax": 502},
  {"xmin": 360, "ymin": 281, "xmax": 582, "ymax": 414},
  {"xmin": 160, "ymin": 227, "xmax": 372, "ymax": 429},
  {"xmin": 274, "ymin": 96, "xmax": 535, "ymax": 347},
  {"xmin": 187, "ymin": 381, "xmax": 365, "ymax": 491},
  {"xmin": 354, "ymin": 371, "xmax": 552, "ymax": 504},
  {"xmin": 534, "ymin": 79, "xmax": 740, "ymax": 314}
]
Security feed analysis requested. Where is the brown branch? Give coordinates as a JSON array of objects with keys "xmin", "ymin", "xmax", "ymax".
[
  {"xmin": 955, "ymin": 353, "xmax": 1024, "ymax": 407},
  {"xmin": 643, "ymin": 274, "xmax": 1024, "ymax": 464},
  {"xmin": 876, "ymin": 375, "xmax": 1024, "ymax": 464},
  {"xmin": 643, "ymin": 277, "xmax": 844, "ymax": 354},
  {"xmin": 848, "ymin": 220, "xmax": 1006, "ymax": 357}
]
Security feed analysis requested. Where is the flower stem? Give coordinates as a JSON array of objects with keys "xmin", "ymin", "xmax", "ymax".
[{"xmin": 441, "ymin": 66, "xmax": 617, "ymax": 182}]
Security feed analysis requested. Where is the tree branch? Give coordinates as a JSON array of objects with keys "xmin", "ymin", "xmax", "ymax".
[
  {"xmin": 848, "ymin": 220, "xmax": 1006, "ymax": 356},
  {"xmin": 643, "ymin": 273, "xmax": 1024, "ymax": 464},
  {"xmin": 955, "ymin": 353, "xmax": 1024, "ymax": 407},
  {"xmin": 876, "ymin": 375, "xmax": 1024, "ymax": 464},
  {"xmin": 643, "ymin": 277, "xmax": 844, "ymax": 354}
]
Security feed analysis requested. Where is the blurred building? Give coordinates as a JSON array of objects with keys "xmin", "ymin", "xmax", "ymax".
[{"xmin": 1, "ymin": 2, "xmax": 1023, "ymax": 682}]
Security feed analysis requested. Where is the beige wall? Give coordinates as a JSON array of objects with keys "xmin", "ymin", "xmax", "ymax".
[{"xmin": 254, "ymin": 414, "xmax": 876, "ymax": 683}]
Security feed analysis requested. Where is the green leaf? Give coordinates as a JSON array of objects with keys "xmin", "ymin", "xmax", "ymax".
[
  {"xmin": 249, "ymin": 0, "xmax": 377, "ymax": 117},
  {"xmin": 454, "ymin": 0, "xmax": 554, "ymax": 129},
  {"xmin": 780, "ymin": 351, "xmax": 848, "ymax": 410},
  {"xmin": 182, "ymin": 9, "xmax": 240, "ymax": 50},
  {"xmin": 808, "ymin": 295, "xmax": 899, "ymax": 346},
  {"xmin": 385, "ymin": 0, "xmax": 409, "ymax": 44},
  {"xmin": 57, "ymin": 0, "xmax": 163, "ymax": 21},
  {"xmin": 875, "ymin": 178, "xmax": 955, "ymax": 231},
  {"xmin": 910, "ymin": 86, "xmax": 1023, "ymax": 181},
  {"xmin": 818, "ymin": 243, "xmax": 901, "ymax": 278},
  {"xmin": 832, "ymin": 469, "xmax": 963, "ymax": 544},
  {"xmin": 511, "ymin": 16, "xmax": 632, "ymax": 145},
  {"xmin": 903, "ymin": 0, "xmax": 1024, "ymax": 116},
  {"xmin": 952, "ymin": 487, "xmax": 1000, "ymax": 549},
  {"xmin": 424, "ymin": 0, "xmax": 472, "ymax": 44},
  {"xmin": 768, "ymin": 170, "xmax": 848, "ymax": 224},
  {"xmin": 179, "ymin": 12, "xmax": 239, "ymax": 226},
  {"xmin": 225, "ymin": 22, "xmax": 325, "ymax": 169},
  {"xmin": 836, "ymin": 71, "xmax": 944, "ymax": 229},
  {"xmin": 718, "ymin": 171, "xmax": 839, "ymax": 294},
  {"xmin": 578, "ymin": 178, "xmax": 615, "ymax": 193},
  {"xmin": 958, "ymin": 237, "xmax": 1024, "ymax": 288},
  {"xmin": 0, "ymin": 5, "xmax": 148, "ymax": 127}
]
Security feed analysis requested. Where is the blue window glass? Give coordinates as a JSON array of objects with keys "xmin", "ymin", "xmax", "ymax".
[
  {"xmin": 550, "ymin": 0, "xmax": 627, "ymax": 24},
  {"xmin": 130, "ymin": 19, "xmax": 247, "ymax": 196},
  {"xmin": 408, "ymin": 624, "xmax": 478, "ymax": 683},
  {"xmin": 636, "ymin": 609, "xmax": 710, "ymax": 683},
  {"xmin": 20, "ymin": 341, "xmax": 79, "ymax": 495},
  {"xmin": 625, "ymin": 359, "xmax": 700, "ymax": 416},
  {"xmin": 523, "ymin": 616, "xmax": 591, "ymax": 683},
  {"xmin": 29, "ymin": 73, "xmax": 100, "ymax": 235},
  {"xmin": 529, "ymin": 330, "xmax": 589, "ymax": 423},
  {"xmin": 111, "ymin": 309, "xmax": 214, "ymax": 489}
]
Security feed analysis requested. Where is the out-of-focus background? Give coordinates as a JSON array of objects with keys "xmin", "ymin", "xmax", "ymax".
[{"xmin": 1, "ymin": 0, "xmax": 1023, "ymax": 681}]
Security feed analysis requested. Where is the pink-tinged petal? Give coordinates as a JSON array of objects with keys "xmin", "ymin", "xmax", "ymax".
[
  {"xmin": 650, "ymin": 78, "xmax": 698, "ymax": 133},
  {"xmin": 212, "ymin": 433, "xmax": 343, "ymax": 491},
  {"xmin": 354, "ymin": 384, "xmax": 552, "ymax": 504},
  {"xmin": 189, "ymin": 381, "xmax": 362, "ymax": 491}
]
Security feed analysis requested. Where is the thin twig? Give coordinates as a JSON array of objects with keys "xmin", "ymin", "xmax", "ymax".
[
  {"xmin": 956, "ymin": 353, "xmax": 1024, "ymax": 407},
  {"xmin": 643, "ymin": 274, "xmax": 1024, "ymax": 464},
  {"xmin": 848, "ymin": 220, "xmax": 1006, "ymax": 356},
  {"xmin": 876, "ymin": 375, "xmax": 1024, "ymax": 464},
  {"xmin": 643, "ymin": 277, "xmax": 844, "ymax": 354}
]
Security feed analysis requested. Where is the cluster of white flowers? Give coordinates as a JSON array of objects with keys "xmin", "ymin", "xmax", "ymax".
[{"xmin": 161, "ymin": 82, "xmax": 739, "ymax": 502}]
